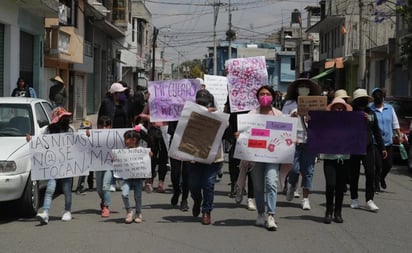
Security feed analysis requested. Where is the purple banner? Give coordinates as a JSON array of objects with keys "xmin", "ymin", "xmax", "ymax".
[
  {"xmin": 307, "ymin": 111, "xmax": 367, "ymax": 155},
  {"xmin": 225, "ymin": 56, "xmax": 268, "ymax": 113},
  {"xmin": 148, "ymin": 79, "xmax": 201, "ymax": 122}
]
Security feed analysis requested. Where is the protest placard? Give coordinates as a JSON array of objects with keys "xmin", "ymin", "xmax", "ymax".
[
  {"xmin": 112, "ymin": 147, "xmax": 152, "ymax": 179},
  {"xmin": 148, "ymin": 79, "xmax": 201, "ymax": 122},
  {"xmin": 307, "ymin": 111, "xmax": 367, "ymax": 155},
  {"xmin": 297, "ymin": 96, "xmax": 327, "ymax": 116},
  {"xmin": 204, "ymin": 74, "xmax": 228, "ymax": 111},
  {"xmin": 234, "ymin": 114, "xmax": 298, "ymax": 163},
  {"xmin": 169, "ymin": 101, "xmax": 229, "ymax": 164},
  {"xmin": 225, "ymin": 56, "xmax": 268, "ymax": 113},
  {"xmin": 30, "ymin": 132, "xmax": 91, "ymax": 180}
]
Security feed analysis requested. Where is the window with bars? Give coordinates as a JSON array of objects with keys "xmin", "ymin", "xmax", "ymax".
[{"xmin": 112, "ymin": 0, "xmax": 126, "ymax": 22}]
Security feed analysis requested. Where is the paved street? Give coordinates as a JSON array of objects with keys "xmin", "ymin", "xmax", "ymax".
[{"xmin": 1, "ymin": 159, "xmax": 411, "ymax": 253}]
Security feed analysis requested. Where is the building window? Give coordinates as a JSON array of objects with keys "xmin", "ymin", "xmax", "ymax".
[
  {"xmin": 59, "ymin": 0, "xmax": 77, "ymax": 27},
  {"xmin": 290, "ymin": 57, "xmax": 296, "ymax": 70},
  {"xmin": 112, "ymin": 0, "xmax": 126, "ymax": 22}
]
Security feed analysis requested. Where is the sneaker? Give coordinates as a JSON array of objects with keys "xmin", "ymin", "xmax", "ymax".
[
  {"xmin": 366, "ymin": 200, "xmax": 379, "ymax": 212},
  {"xmin": 256, "ymin": 214, "xmax": 266, "ymax": 227},
  {"xmin": 235, "ymin": 186, "xmax": 243, "ymax": 204},
  {"xmin": 180, "ymin": 200, "xmax": 189, "ymax": 212},
  {"xmin": 125, "ymin": 211, "xmax": 134, "ymax": 224},
  {"xmin": 266, "ymin": 214, "xmax": 278, "ymax": 231},
  {"xmin": 109, "ymin": 185, "xmax": 116, "ymax": 192},
  {"xmin": 286, "ymin": 184, "xmax": 296, "ymax": 201},
  {"xmin": 101, "ymin": 206, "xmax": 110, "ymax": 218},
  {"xmin": 350, "ymin": 199, "xmax": 360, "ymax": 209},
  {"xmin": 36, "ymin": 211, "xmax": 49, "ymax": 225},
  {"xmin": 61, "ymin": 211, "xmax": 72, "ymax": 221},
  {"xmin": 247, "ymin": 198, "xmax": 257, "ymax": 211},
  {"xmin": 145, "ymin": 183, "xmax": 153, "ymax": 194},
  {"xmin": 302, "ymin": 198, "xmax": 311, "ymax": 210},
  {"xmin": 294, "ymin": 190, "xmax": 300, "ymax": 198},
  {"xmin": 134, "ymin": 213, "xmax": 143, "ymax": 223}
]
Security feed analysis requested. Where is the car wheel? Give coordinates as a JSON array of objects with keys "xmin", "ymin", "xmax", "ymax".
[{"xmin": 18, "ymin": 176, "xmax": 40, "ymax": 217}]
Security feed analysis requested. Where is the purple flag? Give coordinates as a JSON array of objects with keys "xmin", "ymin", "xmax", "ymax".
[{"xmin": 307, "ymin": 111, "xmax": 367, "ymax": 155}]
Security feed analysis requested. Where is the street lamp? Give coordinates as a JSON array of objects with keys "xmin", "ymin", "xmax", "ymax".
[{"xmin": 151, "ymin": 25, "xmax": 171, "ymax": 81}]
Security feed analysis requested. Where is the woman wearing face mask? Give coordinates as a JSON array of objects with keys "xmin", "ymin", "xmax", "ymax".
[
  {"xmin": 349, "ymin": 89, "xmax": 387, "ymax": 212},
  {"xmin": 239, "ymin": 85, "xmax": 283, "ymax": 231},
  {"xmin": 281, "ymin": 78, "xmax": 322, "ymax": 211}
]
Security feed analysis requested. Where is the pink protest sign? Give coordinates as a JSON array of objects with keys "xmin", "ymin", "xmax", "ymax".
[
  {"xmin": 225, "ymin": 56, "xmax": 268, "ymax": 113},
  {"xmin": 148, "ymin": 79, "xmax": 201, "ymax": 122}
]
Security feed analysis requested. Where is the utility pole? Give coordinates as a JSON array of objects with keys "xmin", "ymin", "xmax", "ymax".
[
  {"xmin": 228, "ymin": 0, "xmax": 232, "ymax": 60},
  {"xmin": 213, "ymin": 0, "xmax": 220, "ymax": 75},
  {"xmin": 357, "ymin": 0, "xmax": 366, "ymax": 88},
  {"xmin": 152, "ymin": 27, "xmax": 159, "ymax": 81}
]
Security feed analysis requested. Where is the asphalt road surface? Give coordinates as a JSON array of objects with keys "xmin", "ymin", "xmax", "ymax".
[{"xmin": 1, "ymin": 159, "xmax": 411, "ymax": 253}]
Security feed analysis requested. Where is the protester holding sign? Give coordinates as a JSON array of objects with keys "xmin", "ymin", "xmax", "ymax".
[
  {"xmin": 282, "ymin": 78, "xmax": 322, "ymax": 211},
  {"xmin": 319, "ymin": 98, "xmax": 352, "ymax": 224},
  {"xmin": 115, "ymin": 127, "xmax": 152, "ymax": 224},
  {"xmin": 35, "ymin": 107, "xmax": 75, "ymax": 225},
  {"xmin": 237, "ymin": 85, "xmax": 283, "ymax": 231}
]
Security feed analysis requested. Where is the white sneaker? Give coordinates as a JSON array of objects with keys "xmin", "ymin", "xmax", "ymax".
[
  {"xmin": 61, "ymin": 211, "xmax": 72, "ymax": 221},
  {"xmin": 350, "ymin": 199, "xmax": 360, "ymax": 209},
  {"xmin": 366, "ymin": 200, "xmax": 379, "ymax": 212},
  {"xmin": 36, "ymin": 211, "xmax": 49, "ymax": 225},
  {"xmin": 302, "ymin": 198, "xmax": 311, "ymax": 210},
  {"xmin": 286, "ymin": 184, "xmax": 296, "ymax": 201},
  {"xmin": 266, "ymin": 214, "xmax": 278, "ymax": 231},
  {"xmin": 294, "ymin": 190, "xmax": 300, "ymax": 198},
  {"xmin": 256, "ymin": 214, "xmax": 265, "ymax": 227},
  {"xmin": 110, "ymin": 185, "xmax": 116, "ymax": 192},
  {"xmin": 247, "ymin": 198, "xmax": 257, "ymax": 211}
]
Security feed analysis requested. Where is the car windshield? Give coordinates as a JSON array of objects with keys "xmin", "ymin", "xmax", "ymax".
[{"xmin": 0, "ymin": 104, "xmax": 34, "ymax": 136}]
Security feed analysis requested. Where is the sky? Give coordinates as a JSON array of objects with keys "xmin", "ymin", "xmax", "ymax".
[{"xmin": 144, "ymin": 0, "xmax": 319, "ymax": 65}]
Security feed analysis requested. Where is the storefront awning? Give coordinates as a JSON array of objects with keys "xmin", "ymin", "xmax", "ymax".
[{"xmin": 311, "ymin": 68, "xmax": 335, "ymax": 80}]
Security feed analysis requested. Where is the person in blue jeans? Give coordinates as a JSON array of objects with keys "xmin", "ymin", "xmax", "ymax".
[
  {"xmin": 34, "ymin": 107, "xmax": 75, "ymax": 225},
  {"xmin": 187, "ymin": 88, "xmax": 225, "ymax": 225},
  {"xmin": 93, "ymin": 116, "xmax": 114, "ymax": 218},
  {"xmin": 117, "ymin": 127, "xmax": 152, "ymax": 224}
]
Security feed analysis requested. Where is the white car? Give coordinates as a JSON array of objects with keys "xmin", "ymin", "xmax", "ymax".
[{"xmin": 0, "ymin": 97, "xmax": 53, "ymax": 216}]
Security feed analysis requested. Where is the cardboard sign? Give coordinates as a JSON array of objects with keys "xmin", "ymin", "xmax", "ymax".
[
  {"xmin": 112, "ymin": 147, "xmax": 152, "ymax": 179},
  {"xmin": 234, "ymin": 114, "xmax": 298, "ymax": 163},
  {"xmin": 297, "ymin": 96, "xmax": 327, "ymax": 116},
  {"xmin": 169, "ymin": 101, "xmax": 229, "ymax": 163}
]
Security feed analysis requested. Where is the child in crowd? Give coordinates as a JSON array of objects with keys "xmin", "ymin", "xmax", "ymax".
[
  {"xmin": 116, "ymin": 126, "xmax": 152, "ymax": 224},
  {"xmin": 94, "ymin": 116, "xmax": 114, "ymax": 218},
  {"xmin": 76, "ymin": 118, "xmax": 94, "ymax": 194},
  {"xmin": 34, "ymin": 107, "xmax": 75, "ymax": 225}
]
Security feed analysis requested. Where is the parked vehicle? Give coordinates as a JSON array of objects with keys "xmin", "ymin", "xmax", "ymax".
[
  {"xmin": 385, "ymin": 96, "xmax": 412, "ymax": 171},
  {"xmin": 0, "ymin": 97, "xmax": 53, "ymax": 216}
]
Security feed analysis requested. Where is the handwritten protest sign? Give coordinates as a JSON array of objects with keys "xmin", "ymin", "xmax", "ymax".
[
  {"xmin": 30, "ymin": 129, "xmax": 136, "ymax": 180},
  {"xmin": 204, "ymin": 74, "xmax": 228, "ymax": 111},
  {"xmin": 234, "ymin": 114, "xmax": 298, "ymax": 163},
  {"xmin": 297, "ymin": 96, "xmax": 327, "ymax": 116},
  {"xmin": 30, "ymin": 132, "xmax": 91, "ymax": 180},
  {"xmin": 169, "ymin": 101, "xmax": 229, "ymax": 164},
  {"xmin": 112, "ymin": 147, "xmax": 151, "ymax": 179},
  {"xmin": 148, "ymin": 79, "xmax": 201, "ymax": 122},
  {"xmin": 307, "ymin": 111, "xmax": 367, "ymax": 155},
  {"xmin": 225, "ymin": 56, "xmax": 268, "ymax": 113}
]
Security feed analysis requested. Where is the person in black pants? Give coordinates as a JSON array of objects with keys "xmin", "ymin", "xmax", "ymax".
[{"xmin": 349, "ymin": 89, "xmax": 387, "ymax": 212}]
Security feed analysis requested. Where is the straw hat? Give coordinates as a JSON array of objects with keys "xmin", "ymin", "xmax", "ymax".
[
  {"xmin": 50, "ymin": 76, "xmax": 64, "ymax": 84},
  {"xmin": 289, "ymin": 78, "xmax": 322, "ymax": 95},
  {"xmin": 334, "ymin": 89, "xmax": 350, "ymax": 99},
  {"xmin": 352, "ymin": 88, "xmax": 372, "ymax": 102},
  {"xmin": 327, "ymin": 97, "xmax": 352, "ymax": 111}
]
